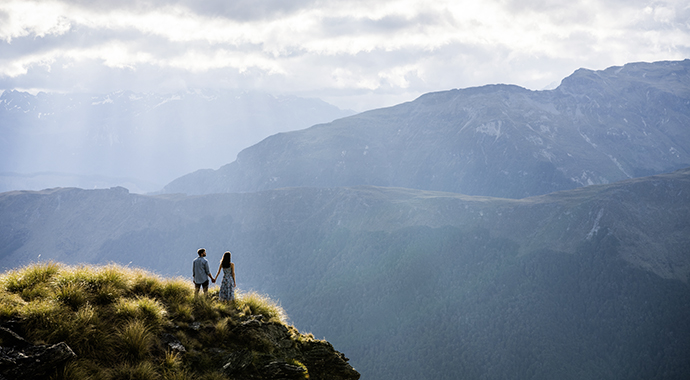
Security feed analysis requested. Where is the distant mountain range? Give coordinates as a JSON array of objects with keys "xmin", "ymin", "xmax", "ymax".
[
  {"xmin": 1, "ymin": 168, "xmax": 689, "ymax": 379},
  {"xmin": 0, "ymin": 89, "xmax": 354, "ymax": 193},
  {"xmin": 164, "ymin": 59, "xmax": 690, "ymax": 198},
  {"xmin": 2, "ymin": 59, "xmax": 689, "ymax": 379}
]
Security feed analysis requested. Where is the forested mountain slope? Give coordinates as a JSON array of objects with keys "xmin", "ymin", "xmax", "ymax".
[
  {"xmin": 164, "ymin": 59, "xmax": 690, "ymax": 198},
  {"xmin": 2, "ymin": 168, "xmax": 689, "ymax": 379}
]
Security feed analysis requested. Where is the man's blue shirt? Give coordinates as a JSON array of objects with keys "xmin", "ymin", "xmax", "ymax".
[{"xmin": 193, "ymin": 256, "xmax": 210, "ymax": 284}]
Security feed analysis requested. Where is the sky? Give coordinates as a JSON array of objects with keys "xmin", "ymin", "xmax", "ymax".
[{"xmin": 1, "ymin": 0, "xmax": 689, "ymax": 112}]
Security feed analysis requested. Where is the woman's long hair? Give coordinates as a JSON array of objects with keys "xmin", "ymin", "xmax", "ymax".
[{"xmin": 221, "ymin": 251, "xmax": 232, "ymax": 268}]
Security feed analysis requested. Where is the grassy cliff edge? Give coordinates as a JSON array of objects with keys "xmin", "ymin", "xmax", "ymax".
[{"xmin": 0, "ymin": 262, "xmax": 360, "ymax": 380}]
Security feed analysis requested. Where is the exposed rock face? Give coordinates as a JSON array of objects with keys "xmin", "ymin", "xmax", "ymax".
[
  {"xmin": 187, "ymin": 316, "xmax": 360, "ymax": 380},
  {"xmin": 163, "ymin": 59, "xmax": 690, "ymax": 198},
  {"xmin": 0, "ymin": 327, "xmax": 76, "ymax": 380},
  {"xmin": 228, "ymin": 318, "xmax": 359, "ymax": 380},
  {"xmin": 0, "ymin": 315, "xmax": 359, "ymax": 380}
]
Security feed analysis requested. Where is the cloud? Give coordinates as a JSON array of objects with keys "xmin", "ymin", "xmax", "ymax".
[{"xmin": 0, "ymin": 0, "xmax": 688, "ymax": 111}]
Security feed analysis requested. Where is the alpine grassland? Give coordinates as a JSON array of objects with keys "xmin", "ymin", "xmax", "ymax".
[{"xmin": 0, "ymin": 261, "xmax": 319, "ymax": 380}]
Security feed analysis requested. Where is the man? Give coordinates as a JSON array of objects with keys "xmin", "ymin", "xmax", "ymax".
[{"xmin": 192, "ymin": 248, "xmax": 214, "ymax": 296}]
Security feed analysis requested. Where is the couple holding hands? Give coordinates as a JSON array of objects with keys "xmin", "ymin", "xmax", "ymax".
[{"xmin": 193, "ymin": 248, "xmax": 236, "ymax": 303}]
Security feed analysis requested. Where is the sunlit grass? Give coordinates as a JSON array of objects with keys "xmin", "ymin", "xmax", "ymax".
[
  {"xmin": 235, "ymin": 290, "xmax": 287, "ymax": 323},
  {"xmin": 2, "ymin": 261, "xmax": 60, "ymax": 293},
  {"xmin": 0, "ymin": 262, "xmax": 304, "ymax": 380},
  {"xmin": 115, "ymin": 296, "xmax": 168, "ymax": 328}
]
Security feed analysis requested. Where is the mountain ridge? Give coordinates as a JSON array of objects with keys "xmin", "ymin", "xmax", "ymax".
[
  {"xmin": 163, "ymin": 59, "xmax": 690, "ymax": 198},
  {"xmin": 2, "ymin": 167, "xmax": 689, "ymax": 281}
]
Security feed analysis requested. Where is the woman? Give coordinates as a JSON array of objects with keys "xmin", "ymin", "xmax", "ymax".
[{"xmin": 213, "ymin": 251, "xmax": 236, "ymax": 304}]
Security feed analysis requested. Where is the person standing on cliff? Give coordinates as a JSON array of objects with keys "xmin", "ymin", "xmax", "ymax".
[
  {"xmin": 193, "ymin": 248, "xmax": 214, "ymax": 296},
  {"xmin": 213, "ymin": 251, "xmax": 236, "ymax": 305}
]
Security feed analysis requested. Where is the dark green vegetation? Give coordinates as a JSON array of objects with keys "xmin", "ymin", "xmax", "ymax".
[
  {"xmin": 281, "ymin": 226, "xmax": 690, "ymax": 379},
  {"xmin": 1, "ymin": 168, "xmax": 689, "ymax": 379},
  {"xmin": 164, "ymin": 60, "xmax": 690, "ymax": 198},
  {"xmin": 0, "ymin": 262, "xmax": 359, "ymax": 380}
]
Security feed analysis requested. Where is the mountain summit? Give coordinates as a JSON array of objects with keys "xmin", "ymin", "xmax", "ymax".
[{"xmin": 163, "ymin": 59, "xmax": 690, "ymax": 198}]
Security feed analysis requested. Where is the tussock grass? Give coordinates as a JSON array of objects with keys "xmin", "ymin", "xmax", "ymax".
[
  {"xmin": 3, "ymin": 261, "xmax": 60, "ymax": 294},
  {"xmin": 235, "ymin": 290, "xmax": 287, "ymax": 323},
  {"xmin": 213, "ymin": 317, "xmax": 235, "ymax": 342},
  {"xmin": 115, "ymin": 320, "xmax": 156, "ymax": 362},
  {"xmin": 0, "ymin": 291, "xmax": 24, "ymax": 319},
  {"xmin": 106, "ymin": 361, "xmax": 161, "ymax": 380},
  {"xmin": 0, "ymin": 262, "xmax": 294, "ymax": 379},
  {"xmin": 115, "ymin": 297, "xmax": 168, "ymax": 328}
]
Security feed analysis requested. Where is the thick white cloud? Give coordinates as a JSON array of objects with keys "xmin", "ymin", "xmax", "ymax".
[{"xmin": 0, "ymin": 0, "xmax": 688, "ymax": 110}]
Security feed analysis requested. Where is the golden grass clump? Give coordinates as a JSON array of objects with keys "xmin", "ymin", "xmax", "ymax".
[
  {"xmin": 114, "ymin": 319, "xmax": 156, "ymax": 363},
  {"xmin": 2, "ymin": 261, "xmax": 60, "ymax": 292},
  {"xmin": 114, "ymin": 296, "xmax": 168, "ymax": 328},
  {"xmin": 161, "ymin": 278, "xmax": 193, "ymax": 304},
  {"xmin": 0, "ymin": 291, "xmax": 24, "ymax": 319},
  {"xmin": 1, "ymin": 261, "xmax": 61, "ymax": 301},
  {"xmin": 235, "ymin": 290, "xmax": 287, "ymax": 323},
  {"xmin": 191, "ymin": 294, "xmax": 221, "ymax": 321},
  {"xmin": 21, "ymin": 298, "xmax": 66, "ymax": 332}
]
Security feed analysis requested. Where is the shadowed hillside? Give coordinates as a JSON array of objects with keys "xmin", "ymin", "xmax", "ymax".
[
  {"xmin": 0, "ymin": 262, "xmax": 359, "ymax": 380},
  {"xmin": 1, "ymin": 168, "xmax": 689, "ymax": 379}
]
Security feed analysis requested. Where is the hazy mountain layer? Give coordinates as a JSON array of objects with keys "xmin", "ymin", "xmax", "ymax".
[
  {"xmin": 0, "ymin": 89, "xmax": 353, "ymax": 193},
  {"xmin": 2, "ymin": 168, "xmax": 689, "ymax": 379},
  {"xmin": 164, "ymin": 59, "xmax": 690, "ymax": 198}
]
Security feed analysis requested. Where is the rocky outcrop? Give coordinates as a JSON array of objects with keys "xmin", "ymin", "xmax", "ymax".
[
  {"xmin": 227, "ymin": 317, "xmax": 359, "ymax": 380},
  {"xmin": 0, "ymin": 315, "xmax": 360, "ymax": 380},
  {"xmin": 0, "ymin": 327, "xmax": 76, "ymax": 380},
  {"xmin": 181, "ymin": 315, "xmax": 360, "ymax": 380}
]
